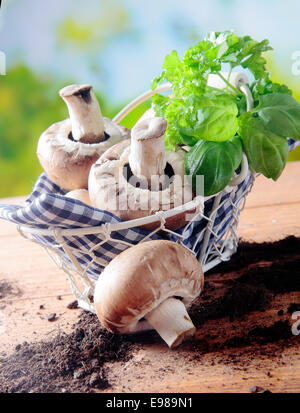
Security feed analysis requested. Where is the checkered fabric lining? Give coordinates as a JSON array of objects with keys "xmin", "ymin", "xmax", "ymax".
[{"xmin": 0, "ymin": 139, "xmax": 298, "ymax": 280}]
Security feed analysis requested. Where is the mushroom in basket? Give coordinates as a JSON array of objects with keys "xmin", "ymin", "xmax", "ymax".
[
  {"xmin": 88, "ymin": 116, "xmax": 202, "ymax": 230},
  {"xmin": 64, "ymin": 188, "xmax": 92, "ymax": 206},
  {"xmin": 94, "ymin": 240, "xmax": 204, "ymax": 348},
  {"xmin": 37, "ymin": 84, "xmax": 130, "ymax": 191}
]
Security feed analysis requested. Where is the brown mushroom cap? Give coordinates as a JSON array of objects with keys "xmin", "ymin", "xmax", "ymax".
[
  {"xmin": 37, "ymin": 117, "xmax": 130, "ymax": 191},
  {"xmin": 94, "ymin": 240, "xmax": 204, "ymax": 335}
]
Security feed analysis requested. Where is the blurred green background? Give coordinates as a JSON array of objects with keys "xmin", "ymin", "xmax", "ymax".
[{"xmin": 0, "ymin": 0, "xmax": 300, "ymax": 197}]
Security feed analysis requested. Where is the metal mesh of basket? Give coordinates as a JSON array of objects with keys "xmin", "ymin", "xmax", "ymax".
[
  {"xmin": 14, "ymin": 171, "xmax": 254, "ymax": 313},
  {"xmin": 0, "ymin": 79, "xmax": 298, "ymax": 314}
]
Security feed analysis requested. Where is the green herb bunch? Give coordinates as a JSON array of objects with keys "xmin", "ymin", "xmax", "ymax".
[{"xmin": 151, "ymin": 31, "xmax": 300, "ymax": 196}]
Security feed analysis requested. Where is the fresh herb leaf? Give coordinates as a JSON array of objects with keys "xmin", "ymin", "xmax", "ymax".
[
  {"xmin": 151, "ymin": 93, "xmax": 169, "ymax": 118},
  {"xmin": 164, "ymin": 98, "xmax": 186, "ymax": 149},
  {"xmin": 151, "ymin": 31, "xmax": 275, "ymax": 147},
  {"xmin": 185, "ymin": 136, "xmax": 243, "ymax": 196},
  {"xmin": 237, "ymin": 37, "xmax": 272, "ymax": 79},
  {"xmin": 236, "ymin": 95, "xmax": 247, "ymax": 116},
  {"xmin": 239, "ymin": 113, "xmax": 289, "ymax": 180},
  {"xmin": 150, "ymin": 30, "xmax": 298, "ymax": 192},
  {"xmin": 252, "ymin": 93, "xmax": 300, "ymax": 140},
  {"xmin": 177, "ymin": 94, "xmax": 238, "ymax": 143},
  {"xmin": 251, "ymin": 78, "xmax": 292, "ymax": 103}
]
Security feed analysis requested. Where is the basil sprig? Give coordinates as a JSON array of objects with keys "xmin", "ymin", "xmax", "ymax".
[
  {"xmin": 239, "ymin": 114, "xmax": 289, "ymax": 180},
  {"xmin": 185, "ymin": 136, "xmax": 243, "ymax": 196},
  {"xmin": 151, "ymin": 31, "xmax": 300, "ymax": 196}
]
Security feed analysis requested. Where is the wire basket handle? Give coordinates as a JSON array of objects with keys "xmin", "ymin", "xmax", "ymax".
[
  {"xmin": 113, "ymin": 83, "xmax": 171, "ymax": 124},
  {"xmin": 113, "ymin": 72, "xmax": 253, "ymax": 124},
  {"xmin": 113, "ymin": 75, "xmax": 252, "ymax": 188}
]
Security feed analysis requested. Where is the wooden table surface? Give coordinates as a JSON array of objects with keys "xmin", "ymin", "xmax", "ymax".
[{"xmin": 0, "ymin": 162, "xmax": 299, "ymax": 393}]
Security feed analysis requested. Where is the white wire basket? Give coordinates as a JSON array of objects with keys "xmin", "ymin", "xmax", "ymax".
[
  {"xmin": 2, "ymin": 77, "xmax": 291, "ymax": 314},
  {"xmin": 15, "ymin": 176, "xmax": 254, "ymax": 314}
]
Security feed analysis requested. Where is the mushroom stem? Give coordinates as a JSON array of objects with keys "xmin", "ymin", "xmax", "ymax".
[
  {"xmin": 59, "ymin": 84, "xmax": 105, "ymax": 144},
  {"xmin": 128, "ymin": 117, "xmax": 167, "ymax": 186},
  {"xmin": 145, "ymin": 297, "xmax": 196, "ymax": 348}
]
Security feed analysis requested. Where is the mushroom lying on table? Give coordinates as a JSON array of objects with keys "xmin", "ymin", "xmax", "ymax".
[
  {"xmin": 94, "ymin": 240, "xmax": 204, "ymax": 348},
  {"xmin": 88, "ymin": 117, "xmax": 200, "ymax": 230},
  {"xmin": 37, "ymin": 84, "xmax": 130, "ymax": 191}
]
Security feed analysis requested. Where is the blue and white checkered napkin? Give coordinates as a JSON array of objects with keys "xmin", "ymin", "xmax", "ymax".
[{"xmin": 0, "ymin": 139, "xmax": 298, "ymax": 280}]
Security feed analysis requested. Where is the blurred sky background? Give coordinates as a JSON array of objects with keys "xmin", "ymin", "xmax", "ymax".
[{"xmin": 1, "ymin": 0, "xmax": 300, "ymax": 196}]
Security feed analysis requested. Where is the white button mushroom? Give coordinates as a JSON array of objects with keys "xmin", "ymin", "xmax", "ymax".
[
  {"xmin": 94, "ymin": 240, "xmax": 204, "ymax": 348},
  {"xmin": 65, "ymin": 189, "xmax": 92, "ymax": 206},
  {"xmin": 37, "ymin": 84, "xmax": 130, "ymax": 191},
  {"xmin": 88, "ymin": 117, "xmax": 197, "ymax": 230},
  {"xmin": 129, "ymin": 117, "xmax": 167, "ymax": 186}
]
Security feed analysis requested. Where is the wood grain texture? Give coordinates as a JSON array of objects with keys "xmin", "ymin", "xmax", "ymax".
[{"xmin": 0, "ymin": 161, "xmax": 299, "ymax": 393}]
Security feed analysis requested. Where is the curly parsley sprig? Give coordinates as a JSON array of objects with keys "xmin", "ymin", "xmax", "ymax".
[{"xmin": 151, "ymin": 31, "xmax": 299, "ymax": 195}]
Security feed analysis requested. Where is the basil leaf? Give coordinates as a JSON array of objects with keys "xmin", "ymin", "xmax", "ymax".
[
  {"xmin": 177, "ymin": 94, "xmax": 238, "ymax": 143},
  {"xmin": 184, "ymin": 136, "xmax": 243, "ymax": 196},
  {"xmin": 151, "ymin": 31, "xmax": 294, "ymax": 188},
  {"xmin": 239, "ymin": 114, "xmax": 289, "ymax": 180},
  {"xmin": 151, "ymin": 31, "xmax": 283, "ymax": 151},
  {"xmin": 252, "ymin": 93, "xmax": 300, "ymax": 140}
]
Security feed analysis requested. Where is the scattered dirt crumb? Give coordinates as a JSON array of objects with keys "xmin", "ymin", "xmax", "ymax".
[
  {"xmin": 249, "ymin": 385, "xmax": 272, "ymax": 393},
  {"xmin": 67, "ymin": 300, "xmax": 78, "ymax": 310},
  {"xmin": 47, "ymin": 313, "xmax": 57, "ymax": 322}
]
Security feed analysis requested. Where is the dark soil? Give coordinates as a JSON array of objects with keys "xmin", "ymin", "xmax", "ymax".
[
  {"xmin": 190, "ymin": 282, "xmax": 272, "ymax": 325},
  {"xmin": 238, "ymin": 259, "xmax": 300, "ymax": 294},
  {"xmin": 0, "ymin": 279, "xmax": 21, "ymax": 300},
  {"xmin": 0, "ymin": 312, "xmax": 133, "ymax": 393},
  {"xmin": 218, "ymin": 320, "xmax": 294, "ymax": 349},
  {"xmin": 0, "ymin": 236, "xmax": 299, "ymax": 393},
  {"xmin": 190, "ymin": 235, "xmax": 300, "ymax": 325},
  {"xmin": 211, "ymin": 235, "xmax": 300, "ymax": 274},
  {"xmin": 287, "ymin": 303, "xmax": 300, "ymax": 313}
]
